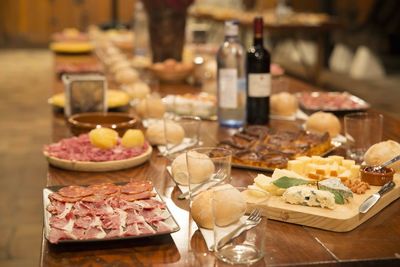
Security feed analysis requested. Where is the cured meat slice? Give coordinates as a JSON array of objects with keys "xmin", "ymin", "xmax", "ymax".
[
  {"xmin": 106, "ymin": 229, "xmax": 120, "ymax": 238},
  {"xmin": 152, "ymin": 221, "xmax": 173, "ymax": 232},
  {"xmin": 48, "ymin": 228, "xmax": 69, "ymax": 244},
  {"xmin": 58, "ymin": 185, "xmax": 93, "ymax": 198},
  {"xmin": 126, "ymin": 213, "xmax": 145, "ymax": 225},
  {"xmin": 49, "ymin": 216, "xmax": 69, "ymax": 230},
  {"xmin": 120, "ymin": 191, "xmax": 156, "ymax": 202},
  {"xmin": 140, "ymin": 199, "xmax": 166, "ymax": 209},
  {"xmin": 141, "ymin": 209, "xmax": 165, "ymax": 223},
  {"xmin": 137, "ymin": 222, "xmax": 156, "ymax": 235},
  {"xmin": 81, "ymin": 194, "xmax": 106, "ymax": 203},
  {"xmin": 49, "ymin": 192, "xmax": 81, "ymax": 203},
  {"xmin": 88, "ymin": 183, "xmax": 120, "ymax": 196},
  {"xmin": 124, "ymin": 224, "xmax": 140, "ymax": 236},
  {"xmin": 100, "ymin": 213, "xmax": 120, "ymax": 229},
  {"xmin": 120, "ymin": 181, "xmax": 153, "ymax": 195},
  {"xmin": 71, "ymin": 227, "xmax": 86, "ymax": 240},
  {"xmin": 46, "ymin": 200, "xmax": 65, "ymax": 215},
  {"xmin": 85, "ymin": 226, "xmax": 106, "ymax": 239},
  {"xmin": 72, "ymin": 202, "xmax": 92, "ymax": 217},
  {"xmin": 74, "ymin": 216, "xmax": 94, "ymax": 229}
]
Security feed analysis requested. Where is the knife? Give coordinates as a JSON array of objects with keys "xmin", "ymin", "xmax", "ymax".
[{"xmin": 359, "ymin": 181, "xmax": 395, "ymax": 213}]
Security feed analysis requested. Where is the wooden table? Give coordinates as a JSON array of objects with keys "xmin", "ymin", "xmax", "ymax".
[{"xmin": 40, "ymin": 54, "xmax": 400, "ymax": 266}]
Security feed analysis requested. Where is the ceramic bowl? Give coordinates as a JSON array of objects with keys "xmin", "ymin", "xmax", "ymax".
[
  {"xmin": 67, "ymin": 112, "xmax": 138, "ymax": 136},
  {"xmin": 360, "ymin": 166, "xmax": 395, "ymax": 186}
]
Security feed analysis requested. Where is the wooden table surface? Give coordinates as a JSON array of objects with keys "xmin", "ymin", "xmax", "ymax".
[{"xmin": 40, "ymin": 54, "xmax": 400, "ymax": 266}]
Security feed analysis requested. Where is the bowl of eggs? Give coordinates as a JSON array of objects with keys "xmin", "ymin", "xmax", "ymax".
[
  {"xmin": 149, "ymin": 59, "xmax": 193, "ymax": 83},
  {"xmin": 67, "ymin": 112, "xmax": 138, "ymax": 136}
]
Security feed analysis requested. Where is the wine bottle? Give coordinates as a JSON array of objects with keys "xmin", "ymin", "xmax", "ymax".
[
  {"xmin": 216, "ymin": 20, "xmax": 246, "ymax": 128},
  {"xmin": 246, "ymin": 16, "xmax": 270, "ymax": 125}
]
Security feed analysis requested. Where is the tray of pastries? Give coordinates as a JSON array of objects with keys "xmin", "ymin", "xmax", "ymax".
[{"xmin": 218, "ymin": 126, "xmax": 338, "ymax": 171}]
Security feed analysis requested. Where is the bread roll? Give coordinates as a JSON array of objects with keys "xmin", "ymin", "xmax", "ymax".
[
  {"xmin": 191, "ymin": 184, "xmax": 246, "ymax": 229},
  {"xmin": 115, "ymin": 68, "xmax": 139, "ymax": 84},
  {"xmin": 136, "ymin": 97, "xmax": 165, "ymax": 118},
  {"xmin": 305, "ymin": 111, "xmax": 341, "ymax": 137},
  {"xmin": 364, "ymin": 140, "xmax": 400, "ymax": 172},
  {"xmin": 109, "ymin": 60, "xmax": 131, "ymax": 74},
  {"xmin": 171, "ymin": 152, "xmax": 189, "ymax": 185},
  {"xmin": 124, "ymin": 82, "xmax": 150, "ymax": 99},
  {"xmin": 186, "ymin": 151, "xmax": 215, "ymax": 184},
  {"xmin": 145, "ymin": 120, "xmax": 184, "ymax": 145},
  {"xmin": 271, "ymin": 92, "xmax": 298, "ymax": 116}
]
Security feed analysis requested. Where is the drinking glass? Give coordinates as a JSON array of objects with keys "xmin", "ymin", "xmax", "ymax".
[
  {"xmin": 212, "ymin": 186, "xmax": 267, "ymax": 265},
  {"xmin": 186, "ymin": 147, "xmax": 232, "ymax": 202},
  {"xmin": 344, "ymin": 112, "xmax": 383, "ymax": 163}
]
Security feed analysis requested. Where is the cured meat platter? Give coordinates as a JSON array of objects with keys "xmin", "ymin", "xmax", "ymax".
[
  {"xmin": 248, "ymin": 174, "xmax": 400, "ymax": 232},
  {"xmin": 43, "ymin": 181, "xmax": 180, "ymax": 244},
  {"xmin": 44, "ymin": 145, "xmax": 152, "ymax": 172}
]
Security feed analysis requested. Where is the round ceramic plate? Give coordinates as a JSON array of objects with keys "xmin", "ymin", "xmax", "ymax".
[
  {"xmin": 49, "ymin": 42, "xmax": 94, "ymax": 54},
  {"xmin": 44, "ymin": 145, "xmax": 152, "ymax": 172}
]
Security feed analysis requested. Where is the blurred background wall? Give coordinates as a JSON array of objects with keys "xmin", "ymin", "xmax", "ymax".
[{"xmin": 0, "ymin": 0, "xmax": 376, "ymax": 47}]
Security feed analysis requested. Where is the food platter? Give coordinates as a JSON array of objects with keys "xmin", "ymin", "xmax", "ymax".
[
  {"xmin": 44, "ymin": 145, "xmax": 152, "ymax": 172},
  {"xmin": 43, "ymin": 182, "xmax": 180, "ymax": 244},
  {"xmin": 231, "ymin": 140, "xmax": 342, "ymax": 172},
  {"xmin": 297, "ymin": 91, "xmax": 370, "ymax": 114},
  {"xmin": 49, "ymin": 42, "xmax": 94, "ymax": 54},
  {"xmin": 248, "ymin": 174, "xmax": 400, "ymax": 232}
]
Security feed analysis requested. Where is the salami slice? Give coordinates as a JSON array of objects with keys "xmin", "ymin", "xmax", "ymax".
[
  {"xmin": 88, "ymin": 183, "xmax": 119, "ymax": 196},
  {"xmin": 49, "ymin": 192, "xmax": 81, "ymax": 203},
  {"xmin": 120, "ymin": 191, "xmax": 156, "ymax": 202},
  {"xmin": 58, "ymin": 185, "xmax": 93, "ymax": 198},
  {"xmin": 81, "ymin": 194, "xmax": 106, "ymax": 203},
  {"xmin": 120, "ymin": 181, "xmax": 153, "ymax": 195}
]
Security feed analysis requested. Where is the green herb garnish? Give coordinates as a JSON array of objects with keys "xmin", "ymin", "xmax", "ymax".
[{"xmin": 272, "ymin": 176, "xmax": 313, "ymax": 189}]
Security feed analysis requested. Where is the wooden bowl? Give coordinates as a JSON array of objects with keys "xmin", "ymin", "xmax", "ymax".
[
  {"xmin": 67, "ymin": 112, "xmax": 138, "ymax": 136},
  {"xmin": 149, "ymin": 63, "xmax": 193, "ymax": 83},
  {"xmin": 360, "ymin": 166, "xmax": 395, "ymax": 186}
]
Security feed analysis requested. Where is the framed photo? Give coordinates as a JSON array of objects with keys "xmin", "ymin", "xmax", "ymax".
[{"xmin": 62, "ymin": 74, "xmax": 107, "ymax": 116}]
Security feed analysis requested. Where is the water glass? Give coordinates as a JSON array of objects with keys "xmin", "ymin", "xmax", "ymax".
[
  {"xmin": 344, "ymin": 112, "xmax": 383, "ymax": 163},
  {"xmin": 212, "ymin": 186, "xmax": 267, "ymax": 265},
  {"xmin": 186, "ymin": 147, "xmax": 232, "ymax": 202}
]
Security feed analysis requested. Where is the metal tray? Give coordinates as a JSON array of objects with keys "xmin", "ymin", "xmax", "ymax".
[{"xmin": 43, "ymin": 183, "xmax": 180, "ymax": 244}]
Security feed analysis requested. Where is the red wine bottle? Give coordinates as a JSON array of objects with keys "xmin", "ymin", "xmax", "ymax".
[{"xmin": 246, "ymin": 16, "xmax": 270, "ymax": 125}]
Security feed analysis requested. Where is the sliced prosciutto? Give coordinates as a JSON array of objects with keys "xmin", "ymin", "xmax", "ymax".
[{"xmin": 46, "ymin": 181, "xmax": 175, "ymax": 244}]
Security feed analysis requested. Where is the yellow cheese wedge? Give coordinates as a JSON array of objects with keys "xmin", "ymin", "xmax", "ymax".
[{"xmin": 287, "ymin": 160, "xmax": 304, "ymax": 175}]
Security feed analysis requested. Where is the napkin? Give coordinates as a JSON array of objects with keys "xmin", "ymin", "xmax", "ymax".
[
  {"xmin": 158, "ymin": 138, "xmax": 201, "ymax": 156},
  {"xmin": 199, "ymin": 216, "xmax": 250, "ymax": 251}
]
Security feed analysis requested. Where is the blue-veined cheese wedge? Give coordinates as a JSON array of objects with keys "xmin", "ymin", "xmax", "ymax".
[
  {"xmin": 282, "ymin": 185, "xmax": 336, "ymax": 209},
  {"xmin": 318, "ymin": 178, "xmax": 353, "ymax": 204}
]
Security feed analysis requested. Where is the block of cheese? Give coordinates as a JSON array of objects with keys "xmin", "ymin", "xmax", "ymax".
[
  {"xmin": 282, "ymin": 185, "xmax": 336, "ymax": 209},
  {"xmin": 287, "ymin": 155, "xmax": 360, "ymax": 181},
  {"xmin": 318, "ymin": 178, "xmax": 353, "ymax": 204}
]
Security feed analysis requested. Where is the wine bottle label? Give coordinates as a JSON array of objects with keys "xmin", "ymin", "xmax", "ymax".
[
  {"xmin": 218, "ymin": 68, "xmax": 238, "ymax": 108},
  {"xmin": 248, "ymin": 73, "xmax": 271, "ymax": 97}
]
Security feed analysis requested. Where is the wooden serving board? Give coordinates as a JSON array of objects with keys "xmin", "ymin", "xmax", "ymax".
[{"xmin": 249, "ymin": 174, "xmax": 400, "ymax": 232}]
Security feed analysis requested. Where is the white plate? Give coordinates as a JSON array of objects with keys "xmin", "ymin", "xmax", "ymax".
[
  {"xmin": 44, "ymin": 145, "xmax": 152, "ymax": 172},
  {"xmin": 43, "ymin": 184, "xmax": 180, "ymax": 244}
]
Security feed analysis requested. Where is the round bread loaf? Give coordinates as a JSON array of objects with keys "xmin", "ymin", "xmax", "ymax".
[
  {"xmin": 136, "ymin": 97, "xmax": 165, "ymax": 118},
  {"xmin": 271, "ymin": 92, "xmax": 298, "ymax": 116},
  {"xmin": 124, "ymin": 82, "xmax": 150, "ymax": 99},
  {"xmin": 115, "ymin": 68, "xmax": 138, "ymax": 84},
  {"xmin": 305, "ymin": 111, "xmax": 341, "ymax": 137},
  {"xmin": 145, "ymin": 120, "xmax": 184, "ymax": 145},
  {"xmin": 191, "ymin": 184, "xmax": 246, "ymax": 229},
  {"xmin": 364, "ymin": 140, "xmax": 400, "ymax": 172},
  {"xmin": 185, "ymin": 151, "xmax": 215, "ymax": 184}
]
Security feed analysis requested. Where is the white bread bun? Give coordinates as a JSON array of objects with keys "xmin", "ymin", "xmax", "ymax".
[
  {"xmin": 271, "ymin": 92, "xmax": 298, "ymax": 116},
  {"xmin": 171, "ymin": 152, "xmax": 189, "ymax": 185},
  {"xmin": 191, "ymin": 184, "xmax": 246, "ymax": 229},
  {"xmin": 124, "ymin": 82, "xmax": 150, "ymax": 100},
  {"xmin": 136, "ymin": 97, "xmax": 165, "ymax": 118},
  {"xmin": 305, "ymin": 111, "xmax": 341, "ymax": 137},
  {"xmin": 115, "ymin": 68, "xmax": 139, "ymax": 84},
  {"xmin": 145, "ymin": 120, "xmax": 184, "ymax": 145},
  {"xmin": 109, "ymin": 60, "xmax": 131, "ymax": 74},
  {"xmin": 364, "ymin": 140, "xmax": 400, "ymax": 172},
  {"xmin": 186, "ymin": 151, "xmax": 215, "ymax": 184}
]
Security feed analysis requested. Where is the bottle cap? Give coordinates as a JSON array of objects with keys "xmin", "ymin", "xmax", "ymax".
[{"xmin": 224, "ymin": 20, "xmax": 239, "ymax": 37}]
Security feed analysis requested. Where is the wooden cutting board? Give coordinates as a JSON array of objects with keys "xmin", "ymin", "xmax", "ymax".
[{"xmin": 249, "ymin": 174, "xmax": 400, "ymax": 232}]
